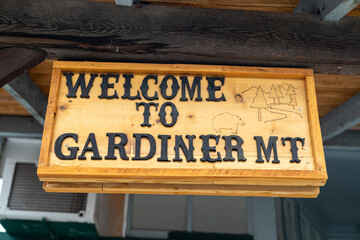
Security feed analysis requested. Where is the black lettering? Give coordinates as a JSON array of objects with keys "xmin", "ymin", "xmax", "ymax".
[
  {"xmin": 78, "ymin": 133, "xmax": 102, "ymax": 160},
  {"xmin": 158, "ymin": 135, "xmax": 171, "ymax": 162},
  {"xmin": 158, "ymin": 102, "xmax": 179, "ymax": 127},
  {"xmin": 136, "ymin": 102, "xmax": 159, "ymax": 127},
  {"xmin": 159, "ymin": 75, "xmax": 180, "ymax": 100},
  {"xmin": 133, "ymin": 134, "xmax": 156, "ymax": 160},
  {"xmin": 206, "ymin": 76, "xmax": 226, "ymax": 102},
  {"xmin": 180, "ymin": 76, "xmax": 202, "ymax": 101},
  {"xmin": 222, "ymin": 135, "xmax": 246, "ymax": 161},
  {"xmin": 200, "ymin": 135, "xmax": 222, "ymax": 162},
  {"xmin": 281, "ymin": 137, "xmax": 305, "ymax": 163},
  {"xmin": 54, "ymin": 133, "xmax": 79, "ymax": 160},
  {"xmin": 105, "ymin": 133, "xmax": 129, "ymax": 160},
  {"xmin": 173, "ymin": 135, "xmax": 196, "ymax": 162},
  {"xmin": 64, "ymin": 72, "xmax": 98, "ymax": 98},
  {"xmin": 254, "ymin": 136, "xmax": 279, "ymax": 163},
  {"xmin": 98, "ymin": 74, "xmax": 119, "ymax": 99},
  {"xmin": 121, "ymin": 74, "xmax": 141, "ymax": 100},
  {"xmin": 140, "ymin": 75, "xmax": 159, "ymax": 100}
]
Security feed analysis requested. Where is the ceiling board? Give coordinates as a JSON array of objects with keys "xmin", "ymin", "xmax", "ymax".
[
  {"xmin": 1, "ymin": 61, "xmax": 360, "ymax": 131},
  {"xmin": 85, "ymin": 0, "xmax": 360, "ymax": 16}
]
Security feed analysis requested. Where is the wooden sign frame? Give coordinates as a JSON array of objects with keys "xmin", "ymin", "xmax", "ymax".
[
  {"xmin": 38, "ymin": 62, "xmax": 327, "ymax": 189},
  {"xmin": 43, "ymin": 182, "xmax": 319, "ymax": 198}
]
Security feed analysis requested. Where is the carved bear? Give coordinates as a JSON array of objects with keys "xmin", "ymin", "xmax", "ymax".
[{"xmin": 212, "ymin": 112, "xmax": 245, "ymax": 134}]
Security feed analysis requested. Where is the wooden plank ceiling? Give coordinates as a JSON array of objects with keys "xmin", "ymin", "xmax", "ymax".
[
  {"xmin": 89, "ymin": 0, "xmax": 360, "ymax": 16},
  {"xmin": 1, "ymin": 60, "xmax": 360, "ymax": 130}
]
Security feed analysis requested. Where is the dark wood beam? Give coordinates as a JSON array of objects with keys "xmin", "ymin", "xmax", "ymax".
[
  {"xmin": 0, "ymin": 116, "xmax": 43, "ymax": 138},
  {"xmin": 320, "ymin": 92, "xmax": 360, "ymax": 141},
  {"xmin": 324, "ymin": 130, "xmax": 360, "ymax": 149},
  {"xmin": 3, "ymin": 73, "xmax": 47, "ymax": 125},
  {"xmin": 294, "ymin": 0, "xmax": 360, "ymax": 21},
  {"xmin": 1, "ymin": 0, "xmax": 360, "ymax": 75},
  {"xmin": 0, "ymin": 47, "xmax": 46, "ymax": 87}
]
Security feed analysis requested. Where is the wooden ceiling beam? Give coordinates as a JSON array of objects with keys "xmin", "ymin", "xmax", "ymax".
[
  {"xmin": 141, "ymin": 0, "xmax": 298, "ymax": 11},
  {"xmin": 0, "ymin": 116, "xmax": 43, "ymax": 138},
  {"xmin": 1, "ymin": 0, "xmax": 360, "ymax": 75},
  {"xmin": 3, "ymin": 73, "xmax": 47, "ymax": 125},
  {"xmin": 0, "ymin": 47, "xmax": 46, "ymax": 88},
  {"xmin": 320, "ymin": 92, "xmax": 360, "ymax": 141},
  {"xmin": 324, "ymin": 130, "xmax": 360, "ymax": 149}
]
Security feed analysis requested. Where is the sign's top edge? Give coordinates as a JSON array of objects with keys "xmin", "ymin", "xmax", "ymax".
[{"xmin": 52, "ymin": 61, "xmax": 313, "ymax": 79}]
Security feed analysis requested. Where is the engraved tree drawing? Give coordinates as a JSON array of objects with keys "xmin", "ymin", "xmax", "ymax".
[
  {"xmin": 276, "ymin": 85, "xmax": 283, "ymax": 104},
  {"xmin": 289, "ymin": 95, "xmax": 297, "ymax": 110},
  {"xmin": 286, "ymin": 84, "xmax": 296, "ymax": 101},
  {"xmin": 269, "ymin": 84, "xmax": 277, "ymax": 105},
  {"xmin": 250, "ymin": 86, "xmax": 268, "ymax": 121}
]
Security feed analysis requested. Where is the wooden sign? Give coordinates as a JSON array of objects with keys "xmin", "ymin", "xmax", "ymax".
[{"xmin": 38, "ymin": 62, "xmax": 327, "ymax": 197}]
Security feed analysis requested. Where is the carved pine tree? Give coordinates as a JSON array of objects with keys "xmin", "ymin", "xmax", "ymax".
[
  {"xmin": 269, "ymin": 84, "xmax": 277, "ymax": 105},
  {"xmin": 276, "ymin": 85, "xmax": 283, "ymax": 104},
  {"xmin": 251, "ymin": 86, "xmax": 268, "ymax": 121},
  {"xmin": 286, "ymin": 84, "xmax": 296, "ymax": 102},
  {"xmin": 289, "ymin": 95, "xmax": 297, "ymax": 110}
]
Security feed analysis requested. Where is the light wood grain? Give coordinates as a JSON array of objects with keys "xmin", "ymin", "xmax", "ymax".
[
  {"xmin": 38, "ymin": 165, "xmax": 328, "ymax": 179},
  {"xmin": 84, "ymin": 0, "xmax": 360, "ymax": 17},
  {"xmin": 38, "ymin": 62, "xmax": 327, "ymax": 191},
  {"xmin": 2, "ymin": 61, "xmax": 357, "ymax": 126},
  {"xmin": 305, "ymin": 76, "xmax": 327, "ymax": 173},
  {"xmin": 43, "ymin": 182, "xmax": 102, "ymax": 192},
  {"xmin": 1, "ymin": 62, "xmax": 359, "ymax": 130},
  {"xmin": 38, "ymin": 68, "xmax": 62, "ymax": 167},
  {"xmin": 315, "ymin": 74, "xmax": 360, "ymax": 117},
  {"xmin": 43, "ymin": 181, "xmax": 320, "ymax": 198},
  {"xmin": 28, "ymin": 60, "xmax": 53, "ymax": 97},
  {"xmin": 53, "ymin": 61, "xmax": 312, "ymax": 79},
  {"xmin": 0, "ymin": 89, "xmax": 30, "ymax": 116},
  {"xmin": 40, "ymin": 176, "xmax": 326, "ymax": 186},
  {"xmin": 50, "ymin": 77, "xmax": 314, "ymax": 170}
]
